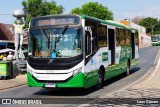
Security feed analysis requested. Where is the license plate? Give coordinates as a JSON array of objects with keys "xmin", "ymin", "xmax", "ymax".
[{"xmin": 45, "ymin": 83, "xmax": 56, "ymax": 88}]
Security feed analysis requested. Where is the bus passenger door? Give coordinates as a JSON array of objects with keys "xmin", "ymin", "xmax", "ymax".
[{"xmin": 108, "ymin": 28, "xmax": 115, "ymax": 65}]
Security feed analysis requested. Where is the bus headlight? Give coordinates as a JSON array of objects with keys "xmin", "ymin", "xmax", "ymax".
[
  {"xmin": 27, "ymin": 68, "xmax": 33, "ymax": 76},
  {"xmin": 73, "ymin": 67, "xmax": 82, "ymax": 76}
]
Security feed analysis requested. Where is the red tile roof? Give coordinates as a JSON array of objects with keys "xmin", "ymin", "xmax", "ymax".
[
  {"xmin": 0, "ymin": 23, "xmax": 14, "ymax": 41},
  {"xmin": 0, "ymin": 23, "xmax": 28, "ymax": 44}
]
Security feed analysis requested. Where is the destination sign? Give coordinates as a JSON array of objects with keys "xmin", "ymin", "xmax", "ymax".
[{"xmin": 31, "ymin": 16, "xmax": 80, "ymax": 27}]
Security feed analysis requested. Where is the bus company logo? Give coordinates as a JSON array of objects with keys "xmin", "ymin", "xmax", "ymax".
[
  {"xmin": 47, "ymin": 59, "xmax": 54, "ymax": 64},
  {"xmin": 102, "ymin": 52, "xmax": 108, "ymax": 61}
]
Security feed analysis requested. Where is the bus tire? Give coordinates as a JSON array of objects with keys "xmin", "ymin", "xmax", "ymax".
[
  {"xmin": 96, "ymin": 69, "xmax": 104, "ymax": 89},
  {"xmin": 126, "ymin": 61, "xmax": 130, "ymax": 75}
]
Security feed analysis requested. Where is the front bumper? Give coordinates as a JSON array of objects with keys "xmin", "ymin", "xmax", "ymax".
[{"xmin": 27, "ymin": 72, "xmax": 85, "ymax": 88}]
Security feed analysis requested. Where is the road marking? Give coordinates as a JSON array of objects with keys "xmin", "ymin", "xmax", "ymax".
[
  {"xmin": 146, "ymin": 49, "xmax": 160, "ymax": 81},
  {"xmin": 153, "ymin": 48, "xmax": 160, "ymax": 65}
]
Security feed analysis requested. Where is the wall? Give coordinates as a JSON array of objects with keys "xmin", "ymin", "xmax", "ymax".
[{"xmin": 130, "ymin": 23, "xmax": 151, "ymax": 46}]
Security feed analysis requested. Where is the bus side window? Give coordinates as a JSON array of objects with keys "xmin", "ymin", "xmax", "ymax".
[
  {"xmin": 135, "ymin": 31, "xmax": 139, "ymax": 46},
  {"xmin": 115, "ymin": 28, "xmax": 120, "ymax": 46},
  {"xmin": 119, "ymin": 29, "xmax": 125, "ymax": 45},
  {"xmin": 126, "ymin": 30, "xmax": 131, "ymax": 45},
  {"xmin": 97, "ymin": 24, "xmax": 107, "ymax": 48}
]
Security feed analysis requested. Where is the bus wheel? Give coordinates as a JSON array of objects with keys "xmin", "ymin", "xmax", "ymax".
[
  {"xmin": 96, "ymin": 69, "xmax": 104, "ymax": 89},
  {"xmin": 126, "ymin": 61, "xmax": 130, "ymax": 75}
]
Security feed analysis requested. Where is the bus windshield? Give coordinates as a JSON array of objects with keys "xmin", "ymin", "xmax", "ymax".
[{"xmin": 29, "ymin": 28, "xmax": 82, "ymax": 58}]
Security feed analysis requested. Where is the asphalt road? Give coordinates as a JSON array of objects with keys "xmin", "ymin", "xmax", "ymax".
[{"xmin": 0, "ymin": 46, "xmax": 159, "ymax": 107}]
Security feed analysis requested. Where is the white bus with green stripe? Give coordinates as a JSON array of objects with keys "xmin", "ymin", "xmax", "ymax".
[
  {"xmin": 27, "ymin": 14, "xmax": 139, "ymax": 89},
  {"xmin": 151, "ymin": 35, "xmax": 160, "ymax": 46}
]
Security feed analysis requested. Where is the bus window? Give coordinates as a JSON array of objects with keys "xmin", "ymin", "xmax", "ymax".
[
  {"xmin": 126, "ymin": 30, "xmax": 131, "ymax": 45},
  {"xmin": 119, "ymin": 29, "xmax": 125, "ymax": 45},
  {"xmin": 97, "ymin": 24, "xmax": 107, "ymax": 47},
  {"xmin": 115, "ymin": 28, "xmax": 120, "ymax": 46},
  {"xmin": 135, "ymin": 31, "xmax": 139, "ymax": 45}
]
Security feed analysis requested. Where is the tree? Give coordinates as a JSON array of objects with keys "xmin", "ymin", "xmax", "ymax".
[
  {"xmin": 70, "ymin": 2, "xmax": 113, "ymax": 20},
  {"xmin": 22, "ymin": 0, "xmax": 64, "ymax": 28},
  {"xmin": 139, "ymin": 17, "xmax": 160, "ymax": 35}
]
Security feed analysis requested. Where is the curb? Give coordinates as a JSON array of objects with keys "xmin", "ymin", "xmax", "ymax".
[{"xmin": 0, "ymin": 84, "xmax": 26, "ymax": 91}]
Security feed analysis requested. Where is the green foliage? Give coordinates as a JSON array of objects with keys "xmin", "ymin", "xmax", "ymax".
[
  {"xmin": 14, "ymin": 18, "xmax": 24, "ymax": 25},
  {"xmin": 139, "ymin": 17, "xmax": 160, "ymax": 35},
  {"xmin": 22, "ymin": 0, "xmax": 64, "ymax": 28},
  {"xmin": 70, "ymin": 2, "xmax": 113, "ymax": 20}
]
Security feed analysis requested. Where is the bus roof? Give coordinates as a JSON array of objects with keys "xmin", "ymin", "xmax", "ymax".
[
  {"xmin": 81, "ymin": 15, "xmax": 138, "ymax": 31},
  {"xmin": 31, "ymin": 14, "xmax": 138, "ymax": 31}
]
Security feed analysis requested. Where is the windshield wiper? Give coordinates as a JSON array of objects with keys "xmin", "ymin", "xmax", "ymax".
[
  {"xmin": 55, "ymin": 25, "xmax": 68, "ymax": 43},
  {"xmin": 54, "ymin": 25, "xmax": 68, "ymax": 50}
]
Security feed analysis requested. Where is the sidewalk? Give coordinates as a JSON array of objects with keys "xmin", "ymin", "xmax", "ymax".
[
  {"xmin": 0, "ymin": 74, "xmax": 27, "ymax": 90},
  {"xmin": 105, "ymin": 66, "xmax": 160, "ymax": 99},
  {"xmin": 86, "ymin": 50, "xmax": 160, "ymax": 106}
]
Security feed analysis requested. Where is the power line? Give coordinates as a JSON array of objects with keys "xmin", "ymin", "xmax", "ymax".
[{"xmin": 0, "ymin": 14, "xmax": 12, "ymax": 15}]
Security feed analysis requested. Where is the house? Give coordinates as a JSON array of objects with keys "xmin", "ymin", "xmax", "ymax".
[{"xmin": 0, "ymin": 23, "xmax": 28, "ymax": 50}]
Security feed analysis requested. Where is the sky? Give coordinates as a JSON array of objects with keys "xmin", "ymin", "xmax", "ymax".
[{"xmin": 0, "ymin": 0, "xmax": 160, "ymax": 24}]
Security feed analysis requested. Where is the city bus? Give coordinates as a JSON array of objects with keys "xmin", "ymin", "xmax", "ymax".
[
  {"xmin": 151, "ymin": 35, "xmax": 160, "ymax": 46},
  {"xmin": 27, "ymin": 14, "xmax": 139, "ymax": 89}
]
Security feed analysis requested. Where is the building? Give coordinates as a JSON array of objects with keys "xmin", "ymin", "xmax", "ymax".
[
  {"xmin": 130, "ymin": 23, "xmax": 151, "ymax": 46},
  {"xmin": 119, "ymin": 20, "xmax": 151, "ymax": 47},
  {"xmin": 0, "ymin": 23, "xmax": 14, "ymax": 49}
]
